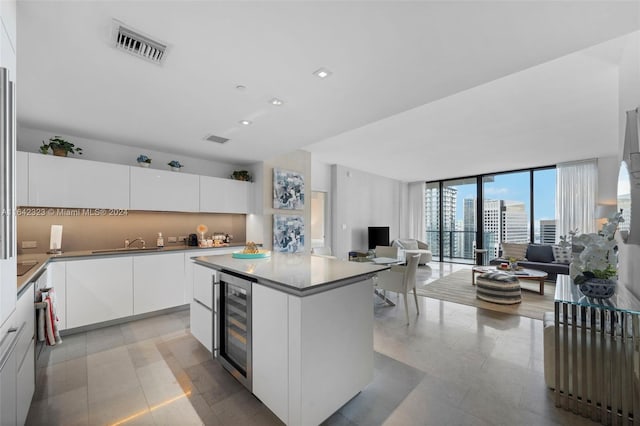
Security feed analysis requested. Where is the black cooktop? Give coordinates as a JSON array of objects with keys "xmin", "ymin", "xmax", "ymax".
[{"xmin": 17, "ymin": 260, "xmax": 38, "ymax": 276}]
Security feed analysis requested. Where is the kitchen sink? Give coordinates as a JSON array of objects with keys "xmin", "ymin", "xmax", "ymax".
[{"xmin": 91, "ymin": 247, "xmax": 162, "ymax": 254}]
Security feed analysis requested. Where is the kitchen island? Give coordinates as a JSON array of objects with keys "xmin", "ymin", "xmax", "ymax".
[{"xmin": 192, "ymin": 253, "xmax": 388, "ymax": 426}]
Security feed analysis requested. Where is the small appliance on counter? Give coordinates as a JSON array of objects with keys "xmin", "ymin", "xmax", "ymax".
[{"xmin": 187, "ymin": 234, "xmax": 198, "ymax": 246}]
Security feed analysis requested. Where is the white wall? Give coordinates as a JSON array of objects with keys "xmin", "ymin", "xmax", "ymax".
[
  {"xmin": 311, "ymin": 159, "xmax": 331, "ymax": 192},
  {"xmin": 331, "ymin": 165, "xmax": 402, "ymax": 260},
  {"xmin": 18, "ymin": 126, "xmax": 247, "ymax": 178},
  {"xmin": 617, "ymin": 32, "xmax": 640, "ymax": 298},
  {"xmin": 246, "ymin": 150, "xmax": 311, "ymax": 252}
]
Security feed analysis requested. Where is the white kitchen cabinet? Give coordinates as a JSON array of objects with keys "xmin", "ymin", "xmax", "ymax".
[
  {"xmin": 0, "ymin": 3, "xmax": 16, "ymax": 329},
  {"xmin": 130, "ymin": 167, "xmax": 199, "ymax": 212},
  {"xmin": 0, "ymin": 330, "xmax": 17, "ymax": 426},
  {"xmin": 199, "ymin": 176, "xmax": 250, "ymax": 213},
  {"xmin": 190, "ymin": 263, "xmax": 218, "ymax": 353},
  {"xmin": 66, "ymin": 257, "xmax": 133, "ymax": 329},
  {"xmin": 16, "ymin": 339, "xmax": 34, "ymax": 425},
  {"xmin": 252, "ymin": 284, "xmax": 289, "ymax": 423},
  {"xmin": 190, "ymin": 298, "xmax": 213, "ymax": 352},
  {"xmin": 133, "ymin": 253, "xmax": 185, "ymax": 315},
  {"xmin": 28, "ymin": 154, "xmax": 130, "ymax": 209},
  {"xmin": 184, "ymin": 248, "xmax": 236, "ymax": 303},
  {"xmin": 16, "ymin": 150, "xmax": 27, "ymax": 206}
]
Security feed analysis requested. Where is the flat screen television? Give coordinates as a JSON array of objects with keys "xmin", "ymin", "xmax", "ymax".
[{"xmin": 368, "ymin": 226, "xmax": 390, "ymax": 250}]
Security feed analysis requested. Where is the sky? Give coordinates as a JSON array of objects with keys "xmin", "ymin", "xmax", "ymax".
[{"xmin": 448, "ymin": 169, "xmax": 556, "ymax": 226}]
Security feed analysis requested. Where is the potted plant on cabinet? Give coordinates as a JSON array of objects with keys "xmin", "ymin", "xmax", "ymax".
[
  {"xmin": 167, "ymin": 160, "xmax": 183, "ymax": 171},
  {"xmin": 230, "ymin": 170, "xmax": 252, "ymax": 181},
  {"xmin": 40, "ymin": 136, "xmax": 83, "ymax": 157},
  {"xmin": 136, "ymin": 154, "xmax": 152, "ymax": 167}
]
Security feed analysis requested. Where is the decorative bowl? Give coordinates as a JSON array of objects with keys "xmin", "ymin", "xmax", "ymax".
[{"xmin": 579, "ymin": 278, "xmax": 616, "ymax": 299}]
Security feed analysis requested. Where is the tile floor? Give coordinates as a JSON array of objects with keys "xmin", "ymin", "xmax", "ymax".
[{"xmin": 26, "ymin": 263, "xmax": 597, "ymax": 426}]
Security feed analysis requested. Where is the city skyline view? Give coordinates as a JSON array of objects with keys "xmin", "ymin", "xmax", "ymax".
[{"xmin": 424, "ymin": 168, "xmax": 557, "ymax": 262}]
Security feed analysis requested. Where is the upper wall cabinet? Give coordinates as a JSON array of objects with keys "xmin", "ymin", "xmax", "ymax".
[
  {"xmin": 130, "ymin": 167, "xmax": 199, "ymax": 212},
  {"xmin": 199, "ymin": 176, "xmax": 250, "ymax": 213},
  {"xmin": 28, "ymin": 154, "xmax": 130, "ymax": 209},
  {"xmin": 16, "ymin": 151, "xmax": 27, "ymax": 206}
]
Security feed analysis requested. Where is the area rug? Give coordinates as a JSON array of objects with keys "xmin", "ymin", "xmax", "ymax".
[{"xmin": 413, "ymin": 269, "xmax": 554, "ymax": 320}]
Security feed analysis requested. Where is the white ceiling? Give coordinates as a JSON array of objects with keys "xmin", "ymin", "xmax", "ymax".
[{"xmin": 16, "ymin": 1, "xmax": 640, "ymax": 182}]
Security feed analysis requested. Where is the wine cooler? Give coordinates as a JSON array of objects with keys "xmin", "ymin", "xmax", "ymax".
[{"xmin": 218, "ymin": 271, "xmax": 253, "ymax": 390}]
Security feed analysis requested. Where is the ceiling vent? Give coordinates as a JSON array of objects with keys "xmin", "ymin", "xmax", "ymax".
[
  {"xmin": 112, "ymin": 20, "xmax": 167, "ymax": 64},
  {"xmin": 204, "ymin": 134, "xmax": 230, "ymax": 144}
]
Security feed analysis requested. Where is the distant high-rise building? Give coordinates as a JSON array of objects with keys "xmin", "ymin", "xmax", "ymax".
[
  {"xmin": 540, "ymin": 219, "xmax": 557, "ymax": 244},
  {"xmin": 502, "ymin": 201, "xmax": 528, "ymax": 243},
  {"xmin": 483, "ymin": 199, "xmax": 501, "ymax": 259},
  {"xmin": 424, "ymin": 185, "xmax": 457, "ymax": 258},
  {"xmin": 618, "ymin": 193, "xmax": 631, "ymax": 233},
  {"xmin": 463, "ymin": 198, "xmax": 476, "ymax": 259},
  {"xmin": 481, "ymin": 199, "xmax": 528, "ymax": 259}
]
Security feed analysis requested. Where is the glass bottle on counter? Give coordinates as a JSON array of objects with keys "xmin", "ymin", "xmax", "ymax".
[{"xmin": 156, "ymin": 232, "xmax": 164, "ymax": 248}]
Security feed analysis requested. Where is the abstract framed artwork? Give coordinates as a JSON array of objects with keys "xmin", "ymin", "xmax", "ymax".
[
  {"xmin": 273, "ymin": 168, "xmax": 304, "ymax": 210},
  {"xmin": 273, "ymin": 214, "xmax": 305, "ymax": 253}
]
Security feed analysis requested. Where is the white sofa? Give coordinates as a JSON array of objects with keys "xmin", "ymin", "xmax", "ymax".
[{"xmin": 391, "ymin": 239, "xmax": 432, "ymax": 265}]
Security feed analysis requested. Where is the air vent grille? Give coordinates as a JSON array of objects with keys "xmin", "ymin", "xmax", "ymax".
[
  {"xmin": 113, "ymin": 21, "xmax": 167, "ymax": 64},
  {"xmin": 205, "ymin": 134, "xmax": 230, "ymax": 144}
]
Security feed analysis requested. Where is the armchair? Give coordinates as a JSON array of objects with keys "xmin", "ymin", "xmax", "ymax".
[
  {"xmin": 374, "ymin": 254, "xmax": 420, "ymax": 325},
  {"xmin": 392, "ymin": 239, "xmax": 432, "ymax": 265}
]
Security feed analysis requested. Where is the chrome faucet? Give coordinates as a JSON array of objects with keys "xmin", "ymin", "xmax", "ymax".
[{"xmin": 126, "ymin": 237, "xmax": 145, "ymax": 249}]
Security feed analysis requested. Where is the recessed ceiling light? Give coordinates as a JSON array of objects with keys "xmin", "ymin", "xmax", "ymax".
[
  {"xmin": 313, "ymin": 67, "xmax": 333, "ymax": 79},
  {"xmin": 269, "ymin": 97, "xmax": 284, "ymax": 106},
  {"xmin": 239, "ymin": 120, "xmax": 252, "ymax": 126},
  {"xmin": 235, "ymin": 85, "xmax": 246, "ymax": 90}
]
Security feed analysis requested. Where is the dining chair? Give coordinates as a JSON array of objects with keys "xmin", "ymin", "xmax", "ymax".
[
  {"xmin": 374, "ymin": 254, "xmax": 420, "ymax": 325},
  {"xmin": 374, "ymin": 245, "xmax": 398, "ymax": 259}
]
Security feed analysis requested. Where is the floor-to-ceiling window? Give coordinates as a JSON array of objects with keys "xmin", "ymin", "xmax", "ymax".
[
  {"xmin": 533, "ymin": 168, "xmax": 557, "ymax": 243},
  {"xmin": 482, "ymin": 171, "xmax": 530, "ymax": 260},
  {"xmin": 425, "ymin": 166, "xmax": 556, "ymax": 264},
  {"xmin": 442, "ymin": 178, "xmax": 477, "ymax": 263},
  {"xmin": 424, "ymin": 182, "xmax": 440, "ymax": 261}
]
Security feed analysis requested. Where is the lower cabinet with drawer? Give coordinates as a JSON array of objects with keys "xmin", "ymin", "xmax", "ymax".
[{"xmin": 190, "ymin": 264, "xmax": 218, "ymax": 353}]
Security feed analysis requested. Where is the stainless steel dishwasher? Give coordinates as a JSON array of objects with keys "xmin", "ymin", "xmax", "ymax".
[{"xmin": 218, "ymin": 271, "xmax": 253, "ymax": 391}]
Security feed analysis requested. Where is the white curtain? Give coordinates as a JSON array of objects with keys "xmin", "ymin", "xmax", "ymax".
[
  {"xmin": 556, "ymin": 159, "xmax": 598, "ymax": 240},
  {"xmin": 407, "ymin": 181, "xmax": 425, "ymax": 240}
]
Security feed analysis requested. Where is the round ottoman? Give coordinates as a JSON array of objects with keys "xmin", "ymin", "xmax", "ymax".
[{"xmin": 476, "ymin": 271, "xmax": 522, "ymax": 304}]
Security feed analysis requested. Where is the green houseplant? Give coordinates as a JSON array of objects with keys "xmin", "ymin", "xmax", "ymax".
[
  {"xmin": 230, "ymin": 170, "xmax": 252, "ymax": 182},
  {"xmin": 40, "ymin": 136, "xmax": 83, "ymax": 157}
]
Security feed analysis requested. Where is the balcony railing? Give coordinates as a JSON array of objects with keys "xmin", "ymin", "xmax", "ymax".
[{"xmin": 425, "ymin": 230, "xmax": 505, "ymax": 263}]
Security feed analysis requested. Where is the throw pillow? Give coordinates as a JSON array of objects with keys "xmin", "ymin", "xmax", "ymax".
[
  {"xmin": 526, "ymin": 244, "xmax": 554, "ymax": 263},
  {"xmin": 501, "ymin": 242, "xmax": 529, "ymax": 260},
  {"xmin": 552, "ymin": 245, "xmax": 572, "ymax": 264},
  {"xmin": 398, "ymin": 239, "xmax": 419, "ymax": 250}
]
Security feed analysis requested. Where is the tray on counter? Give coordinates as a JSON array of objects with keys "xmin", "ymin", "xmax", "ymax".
[{"xmin": 232, "ymin": 250, "xmax": 271, "ymax": 259}]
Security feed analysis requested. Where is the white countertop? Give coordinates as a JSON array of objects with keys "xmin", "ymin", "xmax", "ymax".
[{"xmin": 193, "ymin": 253, "xmax": 388, "ymax": 295}]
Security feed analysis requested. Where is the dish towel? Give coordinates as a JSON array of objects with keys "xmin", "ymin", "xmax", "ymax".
[{"xmin": 37, "ymin": 288, "xmax": 62, "ymax": 346}]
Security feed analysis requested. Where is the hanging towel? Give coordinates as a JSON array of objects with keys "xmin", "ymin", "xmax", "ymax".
[{"xmin": 38, "ymin": 288, "xmax": 62, "ymax": 346}]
